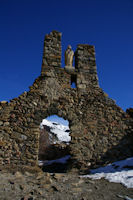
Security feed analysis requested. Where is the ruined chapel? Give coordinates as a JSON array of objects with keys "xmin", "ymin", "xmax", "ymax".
[{"xmin": 0, "ymin": 30, "xmax": 133, "ymax": 172}]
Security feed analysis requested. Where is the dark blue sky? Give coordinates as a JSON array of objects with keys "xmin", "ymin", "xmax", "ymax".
[{"xmin": 0, "ymin": 0, "xmax": 133, "ymax": 111}]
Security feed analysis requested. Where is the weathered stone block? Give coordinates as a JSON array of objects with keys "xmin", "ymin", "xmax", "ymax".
[{"xmin": 0, "ymin": 121, "xmax": 3, "ymax": 126}]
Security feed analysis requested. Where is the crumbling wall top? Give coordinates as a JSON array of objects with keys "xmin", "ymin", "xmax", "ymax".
[
  {"xmin": 41, "ymin": 31, "xmax": 99, "ymax": 89},
  {"xmin": 41, "ymin": 31, "xmax": 62, "ymax": 75}
]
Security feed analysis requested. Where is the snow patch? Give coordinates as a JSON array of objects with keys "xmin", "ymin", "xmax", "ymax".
[{"xmin": 82, "ymin": 157, "xmax": 133, "ymax": 188}]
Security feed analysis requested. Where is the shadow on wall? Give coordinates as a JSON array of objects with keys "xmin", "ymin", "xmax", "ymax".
[
  {"xmin": 102, "ymin": 132, "xmax": 133, "ymax": 164},
  {"xmin": 83, "ymin": 130, "xmax": 133, "ymax": 174}
]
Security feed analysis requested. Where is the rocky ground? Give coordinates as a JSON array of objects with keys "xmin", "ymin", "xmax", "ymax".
[{"xmin": 0, "ymin": 168, "xmax": 133, "ymax": 200}]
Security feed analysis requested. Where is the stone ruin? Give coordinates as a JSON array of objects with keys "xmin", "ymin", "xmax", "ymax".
[{"xmin": 0, "ymin": 30, "xmax": 133, "ymax": 172}]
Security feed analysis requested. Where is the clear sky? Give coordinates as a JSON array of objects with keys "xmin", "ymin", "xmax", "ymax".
[
  {"xmin": 46, "ymin": 115, "xmax": 69, "ymax": 126},
  {"xmin": 0, "ymin": 0, "xmax": 133, "ymax": 111}
]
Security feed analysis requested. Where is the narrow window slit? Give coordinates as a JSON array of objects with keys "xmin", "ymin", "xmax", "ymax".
[{"xmin": 71, "ymin": 74, "xmax": 77, "ymax": 88}]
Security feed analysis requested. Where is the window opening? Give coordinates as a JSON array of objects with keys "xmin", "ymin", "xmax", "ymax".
[{"xmin": 71, "ymin": 74, "xmax": 77, "ymax": 88}]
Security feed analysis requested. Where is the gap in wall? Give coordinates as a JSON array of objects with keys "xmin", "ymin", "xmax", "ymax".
[
  {"xmin": 71, "ymin": 74, "xmax": 77, "ymax": 88},
  {"xmin": 38, "ymin": 115, "xmax": 71, "ymax": 173}
]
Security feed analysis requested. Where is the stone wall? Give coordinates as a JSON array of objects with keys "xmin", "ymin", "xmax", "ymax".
[
  {"xmin": 41, "ymin": 31, "xmax": 62, "ymax": 75},
  {"xmin": 75, "ymin": 44, "xmax": 99, "ymax": 90},
  {"xmin": 0, "ymin": 30, "xmax": 133, "ymax": 172}
]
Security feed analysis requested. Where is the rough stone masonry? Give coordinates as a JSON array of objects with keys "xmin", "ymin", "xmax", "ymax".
[{"xmin": 0, "ymin": 30, "xmax": 133, "ymax": 172}]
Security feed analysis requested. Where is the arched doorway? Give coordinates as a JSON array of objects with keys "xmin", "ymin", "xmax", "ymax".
[{"xmin": 38, "ymin": 115, "xmax": 71, "ymax": 173}]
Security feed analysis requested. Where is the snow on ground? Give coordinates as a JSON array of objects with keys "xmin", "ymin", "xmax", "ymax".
[
  {"xmin": 40, "ymin": 119, "xmax": 71, "ymax": 143},
  {"xmin": 82, "ymin": 157, "xmax": 133, "ymax": 188},
  {"xmin": 39, "ymin": 155, "xmax": 71, "ymax": 167}
]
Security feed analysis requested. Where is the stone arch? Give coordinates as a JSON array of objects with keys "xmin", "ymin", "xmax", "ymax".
[{"xmin": 23, "ymin": 99, "xmax": 79, "ymax": 167}]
